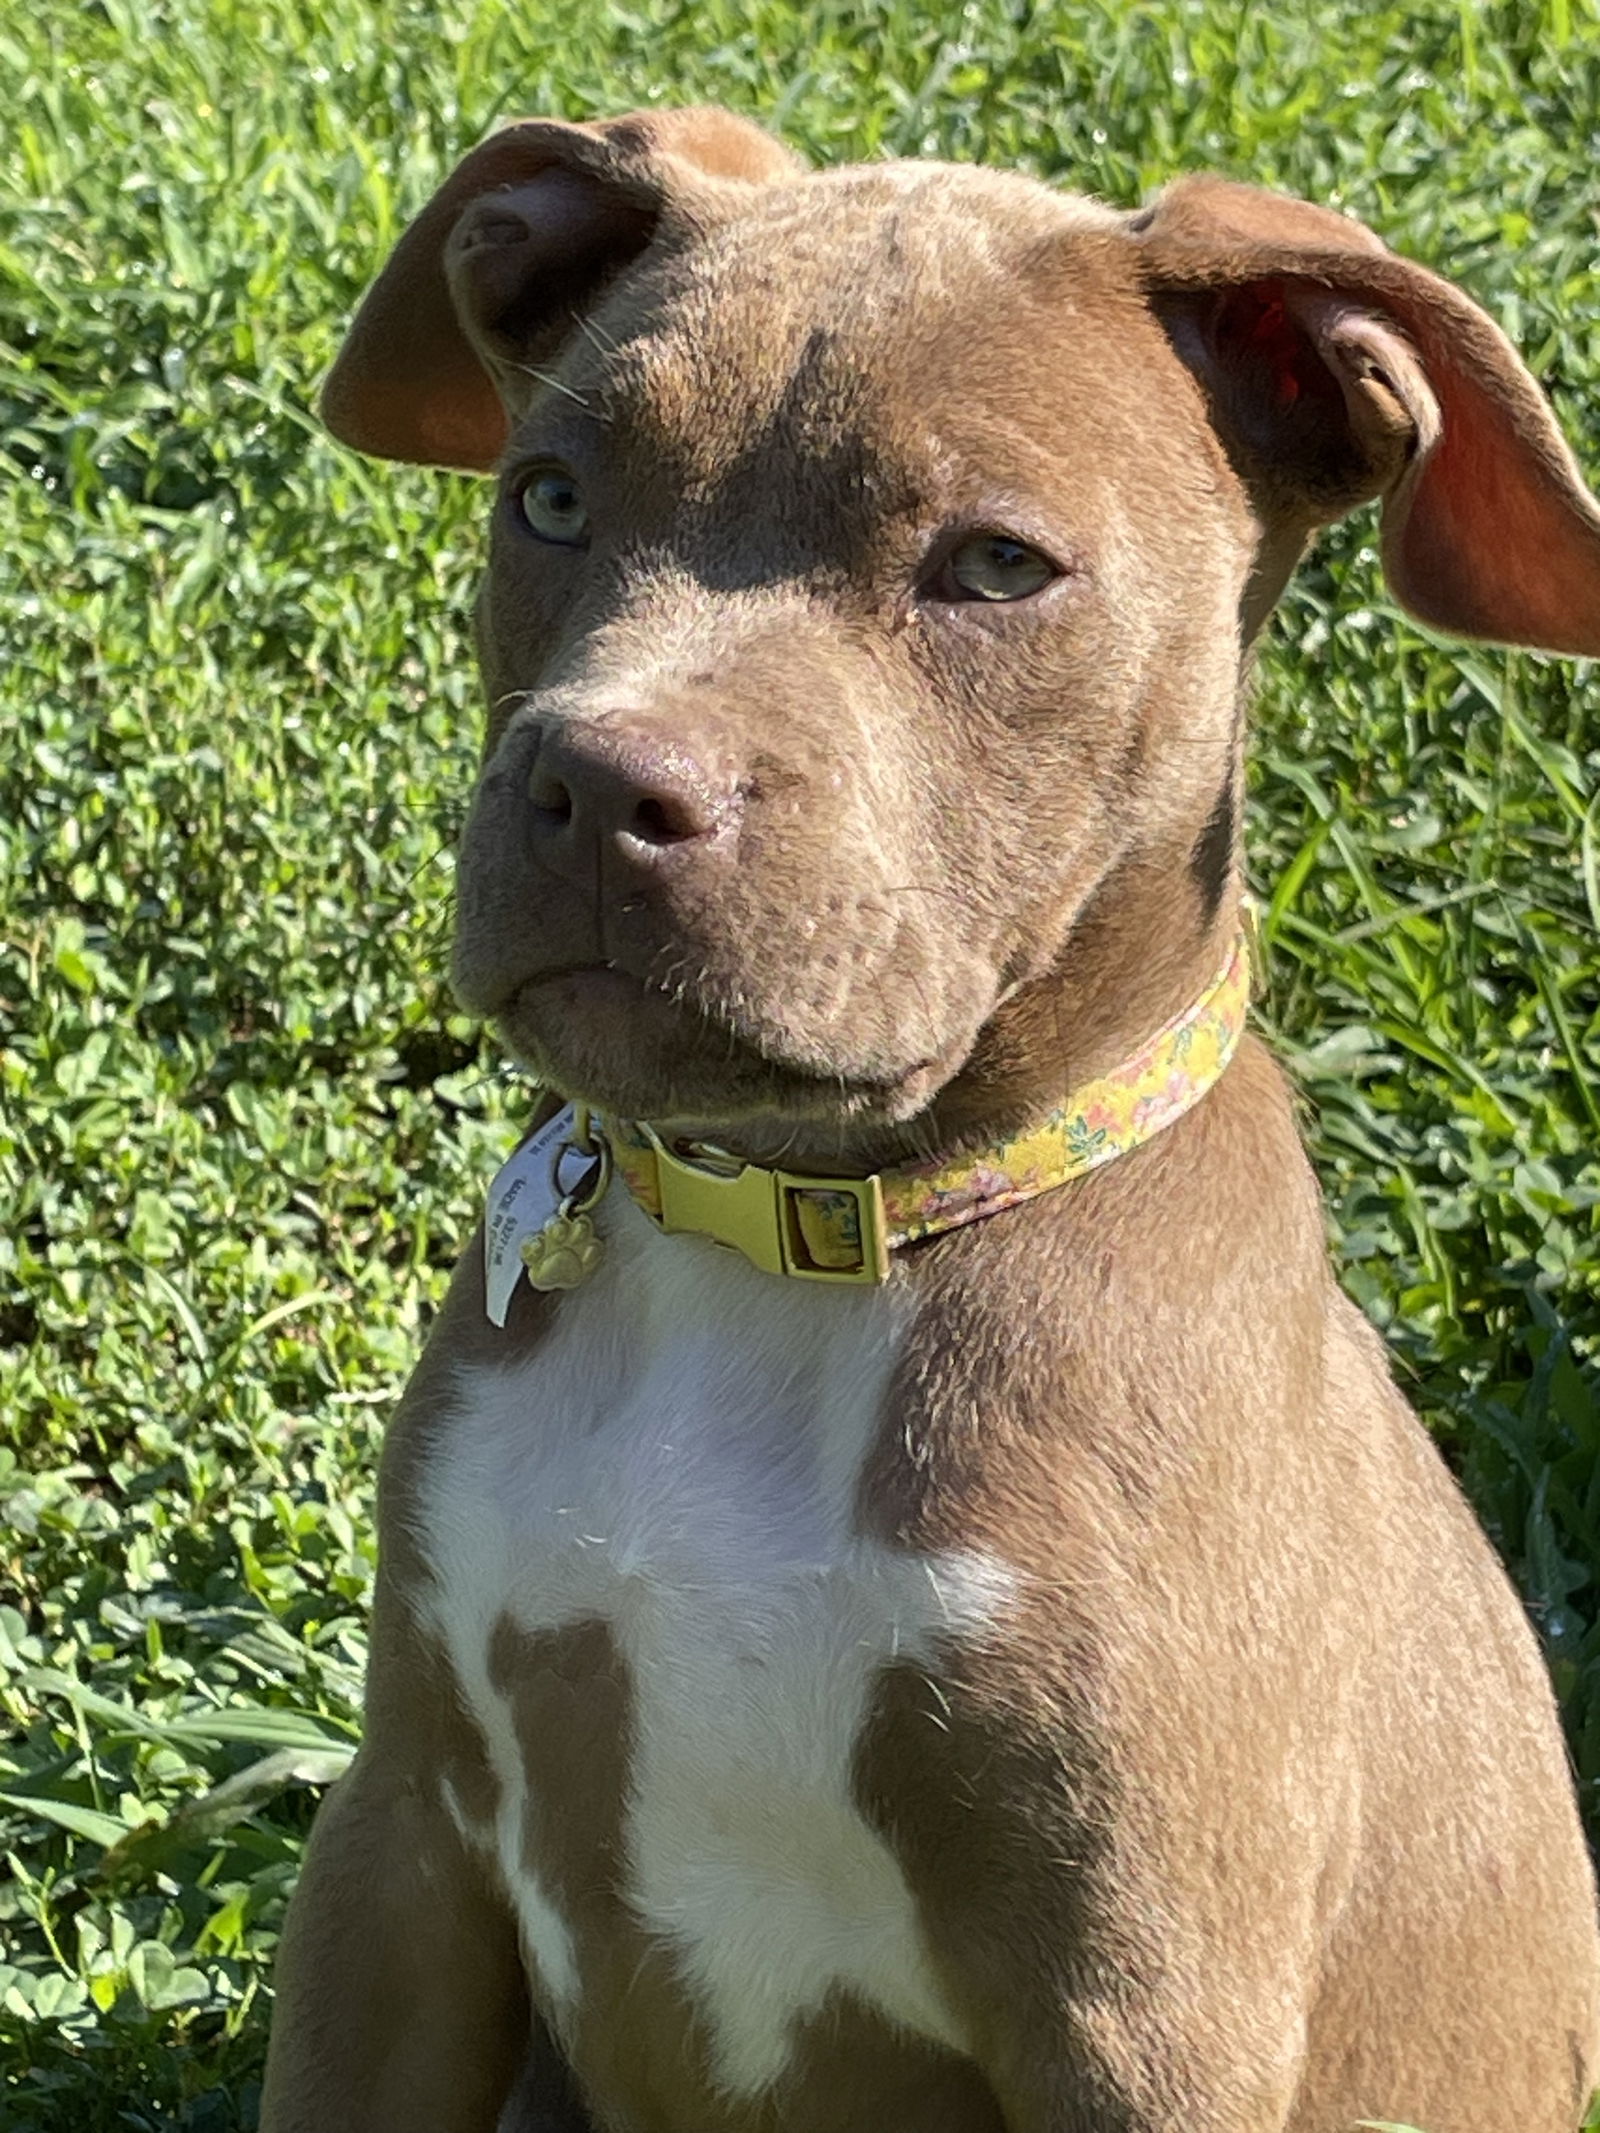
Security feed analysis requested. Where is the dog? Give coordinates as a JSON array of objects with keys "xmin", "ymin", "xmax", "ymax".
[{"xmin": 261, "ymin": 107, "xmax": 1600, "ymax": 2132}]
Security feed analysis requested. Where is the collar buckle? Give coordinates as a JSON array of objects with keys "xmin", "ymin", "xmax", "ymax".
[{"xmin": 640, "ymin": 1127, "xmax": 890, "ymax": 1284}]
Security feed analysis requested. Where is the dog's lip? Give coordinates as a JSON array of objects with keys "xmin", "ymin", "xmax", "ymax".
[
  {"xmin": 509, "ymin": 960, "xmax": 672, "ymax": 1008},
  {"xmin": 499, "ymin": 963, "xmax": 942, "ymax": 1101},
  {"xmin": 517, "ymin": 960, "xmax": 620, "ymax": 988}
]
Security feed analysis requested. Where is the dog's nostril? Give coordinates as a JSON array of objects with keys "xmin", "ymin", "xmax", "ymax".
[
  {"xmin": 528, "ymin": 768, "xmax": 574, "ymax": 824},
  {"xmin": 630, "ymin": 793, "xmax": 705, "ymax": 845}
]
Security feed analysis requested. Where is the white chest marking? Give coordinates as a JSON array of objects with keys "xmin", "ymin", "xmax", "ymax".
[{"xmin": 418, "ymin": 1194, "xmax": 1018, "ymax": 2096}]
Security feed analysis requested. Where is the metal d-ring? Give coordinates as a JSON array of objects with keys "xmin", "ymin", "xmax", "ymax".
[{"xmin": 554, "ymin": 1109, "xmax": 612, "ymax": 1217}]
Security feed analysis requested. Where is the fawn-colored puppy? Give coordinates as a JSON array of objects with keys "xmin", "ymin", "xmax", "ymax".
[{"xmin": 264, "ymin": 107, "xmax": 1600, "ymax": 2133}]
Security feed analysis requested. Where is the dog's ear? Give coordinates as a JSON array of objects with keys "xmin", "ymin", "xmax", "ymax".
[
  {"xmin": 322, "ymin": 107, "xmax": 802, "ymax": 472},
  {"xmin": 1131, "ymin": 175, "xmax": 1600, "ymax": 654}
]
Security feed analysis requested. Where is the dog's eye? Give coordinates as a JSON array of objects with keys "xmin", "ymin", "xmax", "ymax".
[
  {"xmin": 515, "ymin": 468, "xmax": 590, "ymax": 548},
  {"xmin": 940, "ymin": 535, "xmax": 1057, "ymax": 603}
]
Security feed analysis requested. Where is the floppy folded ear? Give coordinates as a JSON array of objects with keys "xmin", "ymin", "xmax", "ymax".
[
  {"xmin": 1131, "ymin": 175, "xmax": 1600, "ymax": 654},
  {"xmin": 322, "ymin": 106, "xmax": 802, "ymax": 472}
]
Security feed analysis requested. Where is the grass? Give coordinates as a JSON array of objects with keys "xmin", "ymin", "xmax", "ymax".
[{"xmin": 1, "ymin": 0, "xmax": 1597, "ymax": 2123}]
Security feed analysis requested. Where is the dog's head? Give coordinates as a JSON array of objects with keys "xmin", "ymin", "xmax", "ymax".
[{"xmin": 325, "ymin": 108, "xmax": 1600, "ymax": 1150}]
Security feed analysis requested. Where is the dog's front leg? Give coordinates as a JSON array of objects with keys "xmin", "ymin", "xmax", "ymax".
[
  {"xmin": 259, "ymin": 1742, "xmax": 538, "ymax": 2132},
  {"xmin": 260, "ymin": 1557, "xmax": 579, "ymax": 2133}
]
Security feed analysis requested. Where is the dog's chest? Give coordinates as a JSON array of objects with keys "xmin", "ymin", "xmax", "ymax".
[{"xmin": 417, "ymin": 1199, "xmax": 1013, "ymax": 2096}]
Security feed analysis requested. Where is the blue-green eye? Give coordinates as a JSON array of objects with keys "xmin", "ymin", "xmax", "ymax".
[
  {"xmin": 942, "ymin": 534, "xmax": 1057, "ymax": 602},
  {"xmin": 516, "ymin": 467, "xmax": 589, "ymax": 547}
]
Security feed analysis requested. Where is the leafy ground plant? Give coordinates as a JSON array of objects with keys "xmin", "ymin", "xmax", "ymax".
[{"xmin": 2, "ymin": 0, "xmax": 1597, "ymax": 2123}]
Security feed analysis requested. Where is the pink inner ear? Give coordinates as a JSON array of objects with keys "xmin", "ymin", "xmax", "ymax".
[
  {"xmin": 1216, "ymin": 281, "xmax": 1341, "ymax": 413},
  {"xmin": 1382, "ymin": 331, "xmax": 1600, "ymax": 656},
  {"xmin": 1135, "ymin": 176, "xmax": 1600, "ymax": 654}
]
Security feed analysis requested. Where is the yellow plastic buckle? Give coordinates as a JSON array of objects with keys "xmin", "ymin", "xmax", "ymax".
[{"xmin": 640, "ymin": 1127, "xmax": 891, "ymax": 1285}]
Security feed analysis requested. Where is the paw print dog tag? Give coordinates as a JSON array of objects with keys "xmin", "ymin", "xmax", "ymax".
[
  {"xmin": 484, "ymin": 1106, "xmax": 612, "ymax": 1323},
  {"xmin": 520, "ymin": 1208, "xmax": 604, "ymax": 1292}
]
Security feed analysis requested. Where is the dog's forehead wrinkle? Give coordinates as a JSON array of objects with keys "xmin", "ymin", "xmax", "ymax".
[{"xmin": 595, "ymin": 181, "xmax": 1129, "ymax": 454}]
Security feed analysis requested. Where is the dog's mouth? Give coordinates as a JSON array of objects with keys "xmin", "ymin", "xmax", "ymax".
[{"xmin": 494, "ymin": 961, "xmax": 951, "ymax": 1128}]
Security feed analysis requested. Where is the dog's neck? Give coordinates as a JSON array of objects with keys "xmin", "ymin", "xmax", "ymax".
[
  {"xmin": 637, "ymin": 869, "xmax": 1243, "ymax": 1181},
  {"xmin": 931, "ymin": 865, "xmax": 1245, "ymax": 1151}
]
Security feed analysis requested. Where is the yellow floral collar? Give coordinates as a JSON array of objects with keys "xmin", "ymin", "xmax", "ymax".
[{"xmin": 600, "ymin": 934, "xmax": 1250, "ymax": 1286}]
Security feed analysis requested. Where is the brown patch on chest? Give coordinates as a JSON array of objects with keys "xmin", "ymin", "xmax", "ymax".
[
  {"xmin": 487, "ymin": 1612, "xmax": 1006, "ymax": 2133},
  {"xmin": 853, "ymin": 1644, "xmax": 1143, "ymax": 2126}
]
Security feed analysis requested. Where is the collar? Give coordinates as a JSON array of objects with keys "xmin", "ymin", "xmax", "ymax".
[{"xmin": 599, "ymin": 933, "xmax": 1250, "ymax": 1286}]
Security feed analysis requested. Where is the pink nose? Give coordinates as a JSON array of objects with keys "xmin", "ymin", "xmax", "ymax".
[{"xmin": 526, "ymin": 720, "xmax": 735, "ymax": 880}]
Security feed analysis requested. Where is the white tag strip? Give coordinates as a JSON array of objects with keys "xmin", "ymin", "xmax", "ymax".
[{"xmin": 483, "ymin": 1104, "xmax": 577, "ymax": 1327}]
